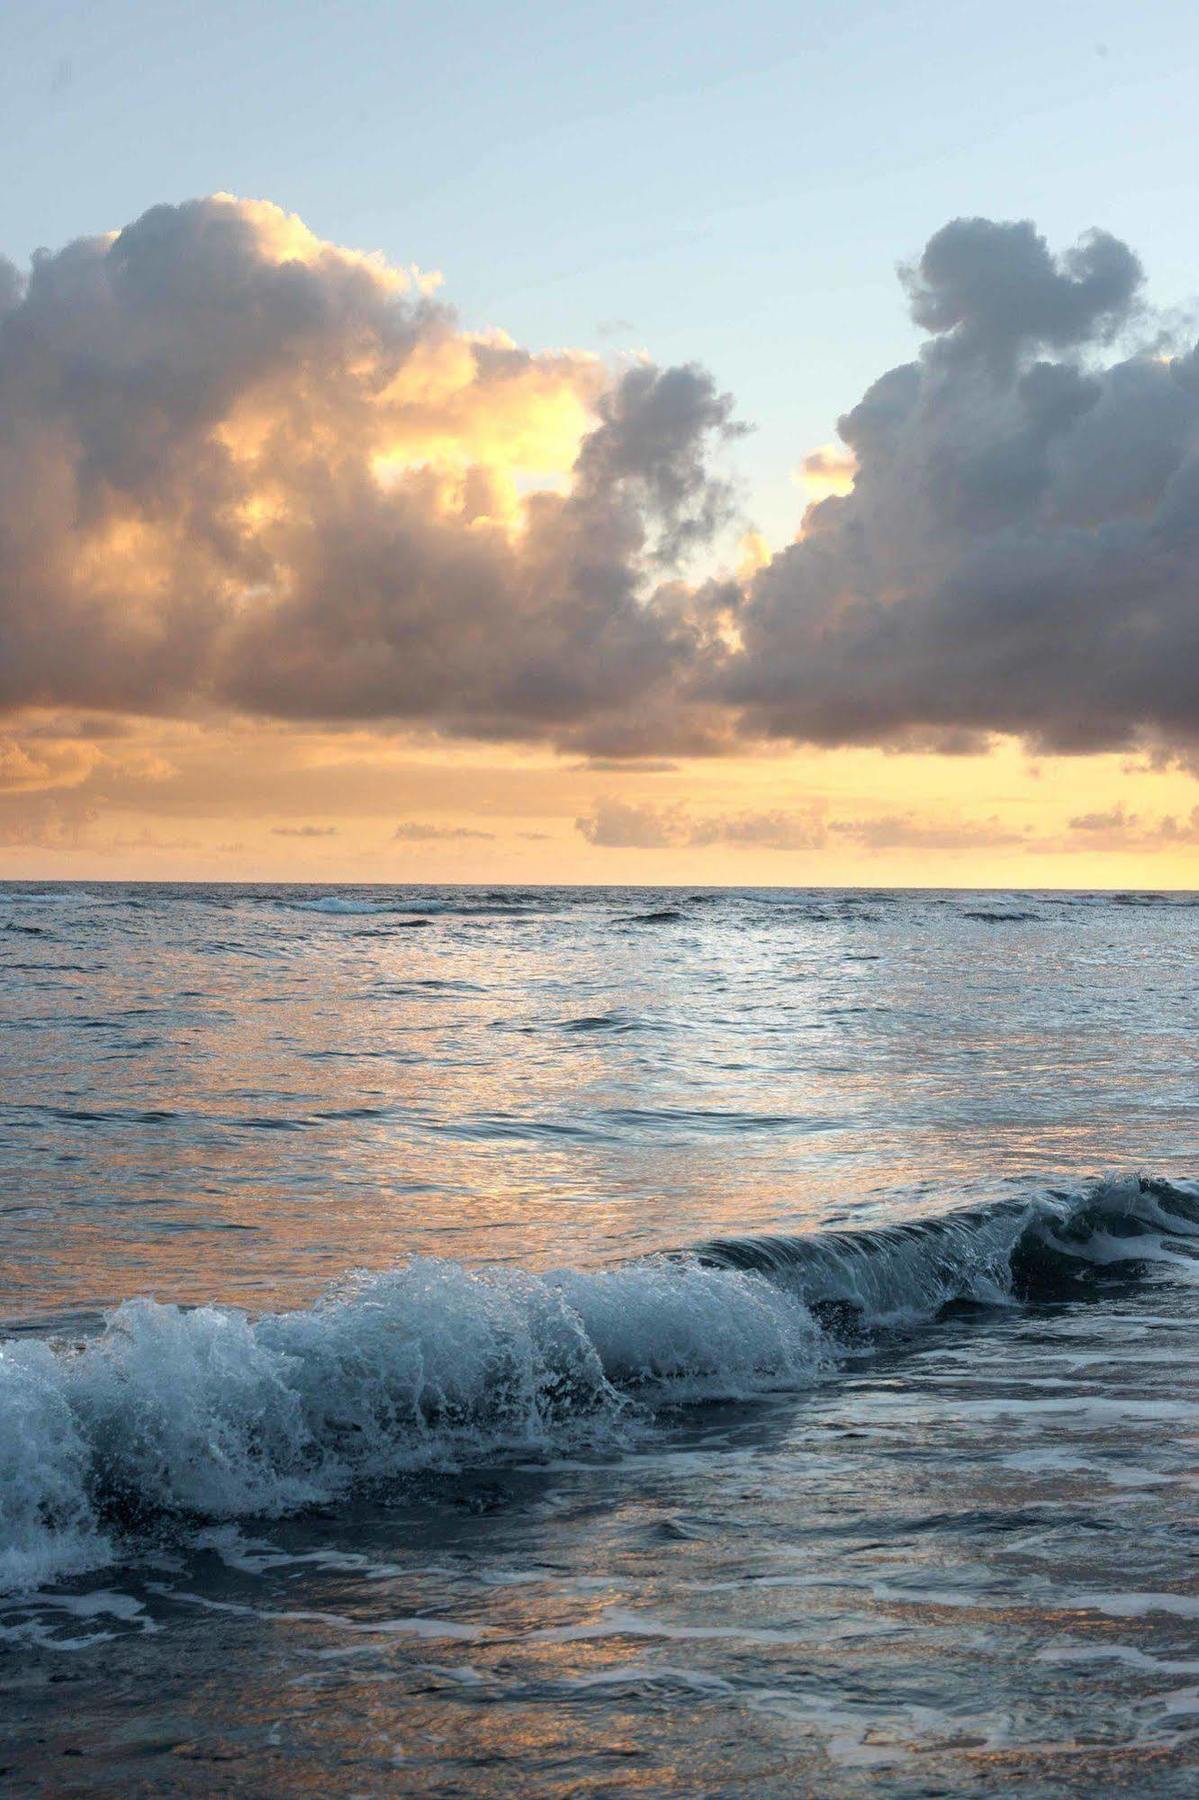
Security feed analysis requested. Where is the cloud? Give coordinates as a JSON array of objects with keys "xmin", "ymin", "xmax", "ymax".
[
  {"xmin": 577, "ymin": 757, "xmax": 678, "ymax": 772},
  {"xmin": 830, "ymin": 813, "xmax": 1026, "ymax": 850},
  {"xmin": 7, "ymin": 198, "xmax": 1199, "ymax": 774},
  {"xmin": 0, "ymin": 734, "xmax": 98, "ymax": 792},
  {"xmin": 575, "ymin": 798, "xmax": 846, "ymax": 852},
  {"xmin": 17, "ymin": 716, "xmax": 134, "ymax": 742},
  {"xmin": 393, "ymin": 821, "xmax": 494, "ymax": 840},
  {"xmin": 104, "ymin": 829, "xmax": 199, "ymax": 852},
  {"xmin": 1067, "ymin": 805, "xmax": 1137, "ymax": 832},
  {"xmin": 0, "ymin": 789, "xmax": 97, "ymax": 847},
  {"xmin": 901, "ymin": 218, "xmax": 1142, "ymax": 368},
  {"xmin": 687, "ymin": 807, "xmax": 827, "ymax": 850},
  {"xmin": 0, "ymin": 722, "xmax": 623, "ymax": 825},
  {"xmin": 1155, "ymin": 810, "xmax": 1199, "ymax": 843},
  {"xmin": 270, "ymin": 823, "xmax": 338, "ymax": 837},
  {"xmin": 576, "ymin": 800, "xmax": 687, "ymax": 848},
  {"xmin": 794, "ymin": 445, "xmax": 857, "ymax": 507},
  {"xmin": 573, "ymin": 797, "xmax": 822, "ymax": 849},
  {"xmin": 0, "ymin": 195, "xmax": 736, "ymax": 754},
  {"xmin": 576, "ymin": 798, "xmax": 1027, "ymax": 854},
  {"xmin": 1058, "ymin": 802, "xmax": 1199, "ymax": 849},
  {"xmin": 720, "ymin": 217, "xmax": 1199, "ymax": 759}
]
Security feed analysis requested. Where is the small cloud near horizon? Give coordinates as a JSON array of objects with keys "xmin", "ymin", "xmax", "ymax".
[{"xmin": 393, "ymin": 822, "xmax": 495, "ymax": 841}]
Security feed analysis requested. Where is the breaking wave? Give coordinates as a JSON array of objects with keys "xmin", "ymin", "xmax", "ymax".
[
  {"xmin": 697, "ymin": 1175, "xmax": 1199, "ymax": 1324},
  {"xmin": 2, "ymin": 1176, "xmax": 1195, "ymax": 1596}
]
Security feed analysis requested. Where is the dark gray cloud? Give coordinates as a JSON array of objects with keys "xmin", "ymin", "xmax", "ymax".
[
  {"xmin": 572, "ymin": 360, "xmax": 745, "ymax": 565},
  {"xmin": 720, "ymin": 217, "xmax": 1199, "ymax": 758},
  {"xmin": 902, "ymin": 218, "xmax": 1142, "ymax": 369}
]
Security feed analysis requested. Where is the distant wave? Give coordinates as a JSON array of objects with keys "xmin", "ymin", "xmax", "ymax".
[
  {"xmin": 286, "ymin": 897, "xmax": 404, "ymax": 915},
  {"xmin": 2, "ymin": 1175, "xmax": 1195, "ymax": 1596},
  {"xmin": 554, "ymin": 1012, "xmax": 655, "ymax": 1034},
  {"xmin": 1109, "ymin": 892, "xmax": 1199, "ymax": 909},
  {"xmin": 0, "ymin": 890, "xmax": 82, "ymax": 904},
  {"xmin": 959, "ymin": 908, "xmax": 1042, "ymax": 923},
  {"xmin": 284, "ymin": 896, "xmax": 544, "ymax": 918}
]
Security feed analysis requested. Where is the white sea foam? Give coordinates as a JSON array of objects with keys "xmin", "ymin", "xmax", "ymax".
[
  {"xmin": 0, "ymin": 1340, "xmax": 113, "ymax": 1593},
  {"xmin": 0, "ymin": 1256, "xmax": 829, "ymax": 1596}
]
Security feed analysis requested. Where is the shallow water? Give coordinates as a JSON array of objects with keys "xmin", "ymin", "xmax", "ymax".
[{"xmin": 2, "ymin": 883, "xmax": 1198, "ymax": 1795}]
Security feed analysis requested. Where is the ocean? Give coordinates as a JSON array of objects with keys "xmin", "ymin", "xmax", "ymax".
[{"xmin": 1, "ymin": 882, "xmax": 1198, "ymax": 1796}]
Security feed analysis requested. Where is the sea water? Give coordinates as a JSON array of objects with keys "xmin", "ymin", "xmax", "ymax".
[{"xmin": 1, "ymin": 884, "xmax": 1198, "ymax": 1795}]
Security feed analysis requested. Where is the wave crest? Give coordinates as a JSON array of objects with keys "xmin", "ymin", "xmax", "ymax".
[
  {"xmin": 0, "ymin": 1257, "xmax": 829, "ymax": 1594},
  {"xmin": 2, "ymin": 1175, "xmax": 1195, "ymax": 1596},
  {"xmin": 697, "ymin": 1175, "xmax": 1199, "ymax": 1324}
]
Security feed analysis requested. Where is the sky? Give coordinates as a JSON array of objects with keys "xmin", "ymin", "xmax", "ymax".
[{"xmin": 4, "ymin": 0, "xmax": 1199, "ymax": 885}]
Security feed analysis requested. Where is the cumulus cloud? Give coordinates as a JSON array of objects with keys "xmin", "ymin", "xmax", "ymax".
[
  {"xmin": 794, "ymin": 444, "xmax": 857, "ymax": 507},
  {"xmin": 0, "ymin": 194, "xmax": 737, "ymax": 751},
  {"xmin": 7, "ymin": 198, "xmax": 1199, "ymax": 772},
  {"xmin": 901, "ymin": 218, "xmax": 1141, "ymax": 368},
  {"xmin": 721, "ymin": 217, "xmax": 1199, "ymax": 759}
]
